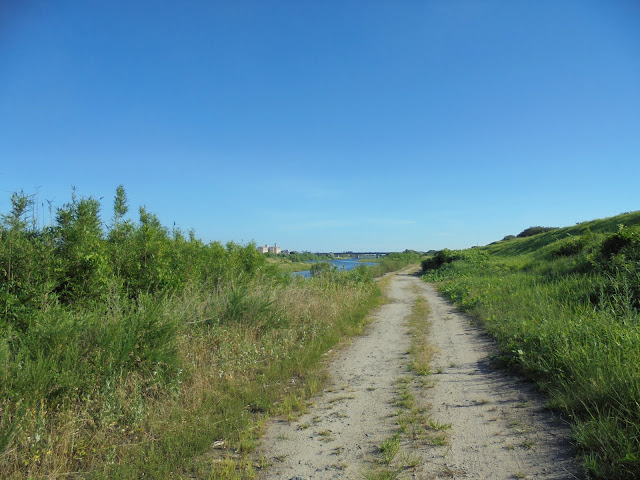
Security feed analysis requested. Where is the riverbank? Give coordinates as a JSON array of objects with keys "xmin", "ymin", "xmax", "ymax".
[
  {"xmin": 266, "ymin": 258, "xmax": 312, "ymax": 273},
  {"xmin": 278, "ymin": 252, "xmax": 423, "ymax": 279}
]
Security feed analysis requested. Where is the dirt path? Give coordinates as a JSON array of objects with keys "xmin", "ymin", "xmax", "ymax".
[{"xmin": 258, "ymin": 270, "xmax": 582, "ymax": 479}]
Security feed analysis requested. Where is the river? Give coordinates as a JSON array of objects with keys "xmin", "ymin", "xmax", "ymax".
[{"xmin": 292, "ymin": 258, "xmax": 376, "ymax": 278}]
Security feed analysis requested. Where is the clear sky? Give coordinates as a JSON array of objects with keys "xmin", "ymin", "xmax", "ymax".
[{"xmin": 1, "ymin": 1, "xmax": 639, "ymax": 252}]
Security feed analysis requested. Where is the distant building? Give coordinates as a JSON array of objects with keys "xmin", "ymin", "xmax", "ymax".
[
  {"xmin": 257, "ymin": 243, "xmax": 282, "ymax": 254},
  {"xmin": 268, "ymin": 243, "xmax": 281, "ymax": 254}
]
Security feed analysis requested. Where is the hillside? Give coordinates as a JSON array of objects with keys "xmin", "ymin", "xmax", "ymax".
[
  {"xmin": 422, "ymin": 210, "xmax": 640, "ymax": 479},
  {"xmin": 486, "ymin": 210, "xmax": 640, "ymax": 257}
]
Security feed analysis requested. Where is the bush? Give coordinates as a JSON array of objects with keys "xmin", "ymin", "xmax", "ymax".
[
  {"xmin": 517, "ymin": 226, "xmax": 558, "ymax": 238},
  {"xmin": 421, "ymin": 249, "xmax": 460, "ymax": 271},
  {"xmin": 549, "ymin": 235, "xmax": 588, "ymax": 258},
  {"xmin": 599, "ymin": 225, "xmax": 640, "ymax": 262},
  {"xmin": 0, "ymin": 296, "xmax": 181, "ymax": 409},
  {"xmin": 310, "ymin": 262, "xmax": 336, "ymax": 277},
  {"xmin": 589, "ymin": 225, "xmax": 640, "ymax": 312}
]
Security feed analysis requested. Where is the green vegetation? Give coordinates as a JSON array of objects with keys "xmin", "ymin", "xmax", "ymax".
[
  {"xmin": 287, "ymin": 252, "xmax": 334, "ymax": 262},
  {"xmin": 307, "ymin": 252, "xmax": 423, "ymax": 280},
  {"xmin": 368, "ymin": 251, "xmax": 423, "ymax": 277},
  {"xmin": 0, "ymin": 187, "xmax": 409, "ymax": 478},
  {"xmin": 516, "ymin": 226, "xmax": 558, "ymax": 238},
  {"xmin": 266, "ymin": 258, "xmax": 312, "ymax": 274},
  {"xmin": 379, "ymin": 433, "xmax": 401, "ymax": 465},
  {"xmin": 422, "ymin": 210, "xmax": 640, "ymax": 479},
  {"xmin": 407, "ymin": 295, "xmax": 433, "ymax": 376},
  {"xmin": 269, "ymin": 251, "xmax": 423, "ymax": 280}
]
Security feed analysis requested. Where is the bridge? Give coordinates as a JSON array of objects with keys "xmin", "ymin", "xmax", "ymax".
[{"xmin": 314, "ymin": 252, "xmax": 389, "ymax": 258}]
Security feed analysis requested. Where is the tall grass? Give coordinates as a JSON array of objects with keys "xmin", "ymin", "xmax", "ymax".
[
  {"xmin": 368, "ymin": 251, "xmax": 423, "ymax": 277},
  {"xmin": 422, "ymin": 212, "xmax": 640, "ymax": 479},
  {"xmin": 100, "ymin": 276, "xmax": 380, "ymax": 479},
  {"xmin": 0, "ymin": 188, "xmax": 392, "ymax": 478}
]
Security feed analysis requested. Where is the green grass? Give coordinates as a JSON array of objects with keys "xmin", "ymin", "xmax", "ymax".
[
  {"xmin": 268, "ymin": 258, "xmax": 314, "ymax": 273},
  {"xmin": 379, "ymin": 433, "xmax": 401, "ymax": 465},
  {"xmin": 422, "ymin": 210, "xmax": 640, "ymax": 479},
  {"xmin": 103, "ymin": 277, "xmax": 382, "ymax": 479},
  {"xmin": 0, "ymin": 275, "xmax": 383, "ymax": 479},
  {"xmin": 1, "ymin": 188, "xmax": 424, "ymax": 479},
  {"xmin": 407, "ymin": 295, "xmax": 433, "ymax": 376},
  {"xmin": 362, "ymin": 466, "xmax": 399, "ymax": 480}
]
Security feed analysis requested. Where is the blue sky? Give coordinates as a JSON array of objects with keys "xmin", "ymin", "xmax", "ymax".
[{"xmin": 1, "ymin": 1, "xmax": 639, "ymax": 252}]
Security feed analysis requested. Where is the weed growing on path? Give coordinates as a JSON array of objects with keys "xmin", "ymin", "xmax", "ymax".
[
  {"xmin": 379, "ymin": 433, "xmax": 401, "ymax": 465},
  {"xmin": 364, "ymin": 291, "xmax": 447, "ymax": 479},
  {"xmin": 407, "ymin": 296, "xmax": 434, "ymax": 375},
  {"xmin": 362, "ymin": 466, "xmax": 400, "ymax": 480}
]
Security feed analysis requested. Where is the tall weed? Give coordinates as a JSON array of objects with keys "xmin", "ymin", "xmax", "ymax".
[{"xmin": 0, "ymin": 187, "xmax": 391, "ymax": 478}]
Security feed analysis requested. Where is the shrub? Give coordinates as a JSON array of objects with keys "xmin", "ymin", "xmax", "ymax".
[
  {"xmin": 549, "ymin": 235, "xmax": 588, "ymax": 258},
  {"xmin": 421, "ymin": 249, "xmax": 460, "ymax": 271},
  {"xmin": 589, "ymin": 225, "xmax": 640, "ymax": 312},
  {"xmin": 0, "ymin": 193, "xmax": 58, "ymax": 329},
  {"xmin": 517, "ymin": 226, "xmax": 558, "ymax": 238},
  {"xmin": 55, "ymin": 195, "xmax": 111, "ymax": 304},
  {"xmin": 598, "ymin": 225, "xmax": 640, "ymax": 262},
  {"xmin": 310, "ymin": 262, "xmax": 335, "ymax": 277}
]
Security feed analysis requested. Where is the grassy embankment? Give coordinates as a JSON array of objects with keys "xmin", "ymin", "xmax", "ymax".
[
  {"xmin": 265, "ymin": 257, "xmax": 311, "ymax": 274},
  {"xmin": 422, "ymin": 211, "xmax": 640, "ymax": 479},
  {"xmin": 0, "ymin": 188, "xmax": 419, "ymax": 479}
]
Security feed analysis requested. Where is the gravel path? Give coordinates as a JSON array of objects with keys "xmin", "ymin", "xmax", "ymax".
[{"xmin": 258, "ymin": 269, "xmax": 582, "ymax": 479}]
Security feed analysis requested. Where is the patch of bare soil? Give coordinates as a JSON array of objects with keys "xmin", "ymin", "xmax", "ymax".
[{"xmin": 257, "ymin": 270, "xmax": 582, "ymax": 479}]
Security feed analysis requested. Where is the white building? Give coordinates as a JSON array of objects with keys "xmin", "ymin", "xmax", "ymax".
[
  {"xmin": 268, "ymin": 243, "xmax": 281, "ymax": 254},
  {"xmin": 257, "ymin": 243, "xmax": 282, "ymax": 254}
]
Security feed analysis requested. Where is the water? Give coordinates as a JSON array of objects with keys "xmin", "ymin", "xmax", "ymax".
[{"xmin": 292, "ymin": 258, "xmax": 376, "ymax": 278}]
